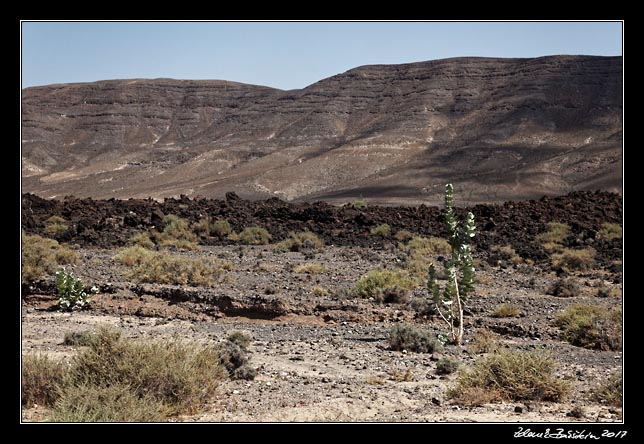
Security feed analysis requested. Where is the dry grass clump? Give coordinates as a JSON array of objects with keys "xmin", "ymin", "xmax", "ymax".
[
  {"xmin": 129, "ymin": 232, "xmax": 155, "ymax": 249},
  {"xmin": 370, "ymin": 224, "xmax": 391, "ymax": 237},
  {"xmin": 536, "ymin": 222, "xmax": 570, "ymax": 244},
  {"xmin": 491, "ymin": 303, "xmax": 521, "ymax": 318},
  {"xmin": 590, "ymin": 372, "xmax": 622, "ymax": 406},
  {"xmin": 232, "ymin": 226, "xmax": 272, "ymax": 245},
  {"xmin": 448, "ymin": 349, "xmax": 569, "ymax": 405},
  {"xmin": 490, "ymin": 245, "xmax": 522, "ymax": 266},
  {"xmin": 22, "ymin": 232, "xmax": 78, "ymax": 283},
  {"xmin": 467, "ymin": 328, "xmax": 500, "ymax": 354},
  {"xmin": 293, "ymin": 263, "xmax": 327, "ymax": 275},
  {"xmin": 551, "ymin": 248, "xmax": 596, "ymax": 272},
  {"xmin": 21, "ymin": 354, "xmax": 66, "ymax": 407},
  {"xmin": 598, "ymin": 222, "xmax": 622, "ymax": 240},
  {"xmin": 44, "ymin": 215, "xmax": 69, "ymax": 237},
  {"xmin": 554, "ymin": 304, "xmax": 622, "ymax": 351},
  {"xmin": 155, "ymin": 215, "xmax": 198, "ymax": 250},
  {"xmin": 351, "ymin": 269, "xmax": 415, "ymax": 303},
  {"xmin": 272, "ymin": 231, "xmax": 324, "ymax": 252}
]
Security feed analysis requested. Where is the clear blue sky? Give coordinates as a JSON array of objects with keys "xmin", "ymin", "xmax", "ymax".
[{"xmin": 21, "ymin": 21, "xmax": 622, "ymax": 90}]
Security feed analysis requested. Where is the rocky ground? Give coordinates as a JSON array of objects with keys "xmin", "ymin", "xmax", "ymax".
[{"xmin": 21, "ymin": 240, "xmax": 623, "ymax": 422}]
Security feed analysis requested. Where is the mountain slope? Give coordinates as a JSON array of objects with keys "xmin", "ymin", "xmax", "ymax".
[{"xmin": 21, "ymin": 55, "xmax": 622, "ymax": 204}]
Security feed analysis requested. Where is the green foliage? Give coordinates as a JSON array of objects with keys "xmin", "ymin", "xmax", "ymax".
[
  {"xmin": 114, "ymin": 245, "xmax": 154, "ymax": 267},
  {"xmin": 436, "ymin": 357, "xmax": 460, "ymax": 375},
  {"xmin": 554, "ymin": 304, "xmax": 622, "ymax": 351},
  {"xmin": 56, "ymin": 269, "xmax": 97, "ymax": 311},
  {"xmin": 370, "ymin": 224, "xmax": 391, "ymax": 237},
  {"xmin": 399, "ymin": 236, "xmax": 452, "ymax": 256},
  {"xmin": 536, "ymin": 222, "xmax": 571, "ymax": 244},
  {"xmin": 210, "ymin": 219, "xmax": 233, "ymax": 238},
  {"xmin": 22, "ymin": 354, "xmax": 66, "ymax": 407},
  {"xmin": 598, "ymin": 222, "xmax": 622, "ymax": 240},
  {"xmin": 388, "ymin": 324, "xmax": 442, "ymax": 353},
  {"xmin": 22, "ymin": 232, "xmax": 77, "ymax": 283},
  {"xmin": 352, "ymin": 198, "xmax": 367, "ymax": 209},
  {"xmin": 129, "ymin": 232, "xmax": 155, "ymax": 249},
  {"xmin": 66, "ymin": 327, "xmax": 226, "ymax": 415},
  {"xmin": 590, "ymin": 372, "xmax": 622, "ymax": 406},
  {"xmin": 448, "ymin": 349, "xmax": 570, "ymax": 404},
  {"xmin": 50, "ymin": 384, "xmax": 167, "ymax": 422},
  {"xmin": 156, "ymin": 214, "xmax": 198, "ymax": 250},
  {"xmin": 427, "ymin": 184, "xmax": 476, "ymax": 346},
  {"xmin": 273, "ymin": 231, "xmax": 325, "ymax": 252},
  {"xmin": 44, "ymin": 215, "xmax": 69, "ymax": 237},
  {"xmin": 551, "ymin": 248, "xmax": 596, "ymax": 271},
  {"xmin": 237, "ymin": 226, "xmax": 272, "ymax": 245},
  {"xmin": 491, "ymin": 303, "xmax": 521, "ymax": 318},
  {"xmin": 351, "ymin": 269, "xmax": 415, "ymax": 303}
]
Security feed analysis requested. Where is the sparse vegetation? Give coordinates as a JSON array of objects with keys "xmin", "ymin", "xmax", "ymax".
[
  {"xmin": 399, "ymin": 236, "xmax": 452, "ymax": 256},
  {"xmin": 236, "ymin": 226, "xmax": 272, "ymax": 245},
  {"xmin": 370, "ymin": 224, "xmax": 391, "ymax": 237},
  {"xmin": 63, "ymin": 330, "xmax": 97, "ymax": 347},
  {"xmin": 56, "ymin": 269, "xmax": 96, "ymax": 311},
  {"xmin": 22, "ymin": 354, "xmax": 66, "ymax": 407},
  {"xmin": 129, "ymin": 232, "xmax": 155, "ymax": 249},
  {"xmin": 394, "ymin": 230, "xmax": 415, "ymax": 242},
  {"xmin": 156, "ymin": 214, "xmax": 198, "ymax": 250},
  {"xmin": 547, "ymin": 277, "xmax": 579, "ymax": 297},
  {"xmin": 448, "ymin": 349, "xmax": 569, "ymax": 404},
  {"xmin": 536, "ymin": 222, "xmax": 570, "ymax": 245},
  {"xmin": 44, "ymin": 215, "xmax": 69, "ymax": 237},
  {"xmin": 598, "ymin": 222, "xmax": 622, "ymax": 241},
  {"xmin": 273, "ymin": 231, "xmax": 324, "ymax": 252},
  {"xmin": 293, "ymin": 263, "xmax": 327, "ymax": 275},
  {"xmin": 123, "ymin": 250, "xmax": 227, "ymax": 286},
  {"xmin": 217, "ymin": 332, "xmax": 256, "ymax": 381},
  {"xmin": 490, "ymin": 245, "xmax": 522, "ymax": 266},
  {"xmin": 211, "ymin": 219, "xmax": 233, "ymax": 238},
  {"xmin": 352, "ymin": 198, "xmax": 367, "ymax": 210},
  {"xmin": 590, "ymin": 372, "xmax": 622, "ymax": 406},
  {"xmin": 551, "ymin": 247, "xmax": 596, "ymax": 272},
  {"xmin": 388, "ymin": 324, "xmax": 442, "ymax": 353},
  {"xmin": 310, "ymin": 286, "xmax": 329, "ymax": 297},
  {"xmin": 351, "ymin": 269, "xmax": 415, "ymax": 303},
  {"xmin": 428, "ymin": 184, "xmax": 476, "ymax": 346},
  {"xmin": 554, "ymin": 304, "xmax": 622, "ymax": 351},
  {"xmin": 22, "ymin": 232, "xmax": 77, "ymax": 283},
  {"xmin": 115, "ymin": 245, "xmax": 154, "ymax": 267},
  {"xmin": 491, "ymin": 303, "xmax": 521, "ymax": 318},
  {"xmin": 436, "ymin": 357, "xmax": 460, "ymax": 375},
  {"xmin": 468, "ymin": 328, "xmax": 499, "ymax": 354}
]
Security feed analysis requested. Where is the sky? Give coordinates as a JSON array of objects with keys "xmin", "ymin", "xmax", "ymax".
[{"xmin": 21, "ymin": 21, "xmax": 622, "ymax": 90}]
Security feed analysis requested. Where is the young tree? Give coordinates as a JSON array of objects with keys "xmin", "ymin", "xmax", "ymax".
[{"xmin": 427, "ymin": 184, "xmax": 476, "ymax": 346}]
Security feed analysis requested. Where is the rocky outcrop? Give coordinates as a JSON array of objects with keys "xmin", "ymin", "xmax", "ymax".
[{"xmin": 21, "ymin": 55, "xmax": 622, "ymax": 204}]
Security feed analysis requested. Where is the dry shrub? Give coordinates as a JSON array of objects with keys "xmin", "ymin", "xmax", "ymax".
[
  {"xmin": 293, "ymin": 263, "xmax": 327, "ymax": 275},
  {"xmin": 388, "ymin": 324, "xmax": 442, "ymax": 353},
  {"xmin": 548, "ymin": 278, "xmax": 579, "ymax": 297},
  {"xmin": 370, "ymin": 224, "xmax": 391, "ymax": 237},
  {"xmin": 236, "ymin": 226, "xmax": 272, "ymax": 245},
  {"xmin": 536, "ymin": 222, "xmax": 570, "ymax": 244},
  {"xmin": 449, "ymin": 386, "xmax": 502, "ymax": 407},
  {"xmin": 310, "ymin": 286, "xmax": 329, "ymax": 297},
  {"xmin": 490, "ymin": 245, "xmax": 522, "ymax": 265},
  {"xmin": 590, "ymin": 372, "xmax": 622, "ymax": 406},
  {"xmin": 491, "ymin": 303, "xmax": 521, "ymax": 318},
  {"xmin": 22, "ymin": 354, "xmax": 66, "ymax": 407},
  {"xmin": 273, "ymin": 231, "xmax": 324, "ymax": 252},
  {"xmin": 448, "ymin": 349, "xmax": 569, "ymax": 404},
  {"xmin": 554, "ymin": 304, "xmax": 622, "ymax": 351},
  {"xmin": 468, "ymin": 328, "xmax": 500, "ymax": 354},
  {"xmin": 63, "ymin": 330, "xmax": 97, "ymax": 347},
  {"xmin": 127, "ymin": 252, "xmax": 222, "ymax": 286},
  {"xmin": 22, "ymin": 232, "xmax": 78, "ymax": 283},
  {"xmin": 114, "ymin": 245, "xmax": 153, "ymax": 267},
  {"xmin": 598, "ymin": 222, "xmax": 622, "ymax": 241},
  {"xmin": 351, "ymin": 269, "xmax": 415, "ymax": 303},
  {"xmin": 44, "ymin": 215, "xmax": 68, "ymax": 237},
  {"xmin": 552, "ymin": 248, "xmax": 595, "ymax": 272},
  {"xmin": 394, "ymin": 230, "xmax": 415, "ymax": 242},
  {"xmin": 436, "ymin": 357, "xmax": 460, "ymax": 375},
  {"xmin": 129, "ymin": 232, "xmax": 155, "ymax": 249},
  {"xmin": 156, "ymin": 215, "xmax": 198, "ymax": 250},
  {"xmin": 399, "ymin": 236, "xmax": 451, "ymax": 256}
]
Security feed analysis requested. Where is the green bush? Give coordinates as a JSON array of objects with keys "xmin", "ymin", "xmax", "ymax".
[
  {"xmin": 352, "ymin": 199, "xmax": 367, "ymax": 209},
  {"xmin": 129, "ymin": 232, "xmax": 155, "ymax": 249},
  {"xmin": 22, "ymin": 232, "xmax": 77, "ymax": 283},
  {"xmin": 22, "ymin": 354, "xmax": 66, "ymax": 407},
  {"xmin": 536, "ymin": 222, "xmax": 570, "ymax": 244},
  {"xmin": 126, "ymin": 251, "xmax": 224, "ymax": 287},
  {"xmin": 590, "ymin": 372, "xmax": 622, "ymax": 406},
  {"xmin": 210, "ymin": 219, "xmax": 233, "ymax": 238},
  {"xmin": 491, "ymin": 303, "xmax": 521, "ymax": 318},
  {"xmin": 156, "ymin": 215, "xmax": 198, "ymax": 250},
  {"xmin": 399, "ymin": 236, "xmax": 452, "ymax": 256},
  {"xmin": 50, "ymin": 384, "xmax": 167, "ymax": 422},
  {"xmin": 598, "ymin": 222, "xmax": 622, "ymax": 240},
  {"xmin": 554, "ymin": 304, "xmax": 622, "ymax": 351},
  {"xmin": 56, "ymin": 269, "xmax": 97, "ymax": 312},
  {"xmin": 370, "ymin": 224, "xmax": 391, "ymax": 237},
  {"xmin": 114, "ymin": 245, "xmax": 154, "ymax": 267},
  {"xmin": 551, "ymin": 248, "xmax": 596, "ymax": 272},
  {"xmin": 388, "ymin": 324, "xmax": 442, "ymax": 353},
  {"xmin": 448, "ymin": 349, "xmax": 569, "ymax": 404},
  {"xmin": 66, "ymin": 327, "xmax": 226, "ymax": 415},
  {"xmin": 44, "ymin": 215, "xmax": 68, "ymax": 237},
  {"xmin": 237, "ymin": 226, "xmax": 272, "ymax": 245},
  {"xmin": 351, "ymin": 269, "xmax": 415, "ymax": 303}
]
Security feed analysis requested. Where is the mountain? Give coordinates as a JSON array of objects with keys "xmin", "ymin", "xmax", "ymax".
[{"xmin": 21, "ymin": 55, "xmax": 622, "ymax": 205}]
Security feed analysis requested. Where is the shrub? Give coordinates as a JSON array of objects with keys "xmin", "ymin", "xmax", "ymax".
[
  {"xmin": 388, "ymin": 324, "xmax": 442, "ymax": 353},
  {"xmin": 56, "ymin": 269, "xmax": 96, "ymax": 311},
  {"xmin": 352, "ymin": 198, "xmax": 367, "ymax": 209},
  {"xmin": 22, "ymin": 233, "xmax": 77, "ymax": 283},
  {"xmin": 490, "ymin": 245, "xmax": 522, "ymax": 266},
  {"xmin": 468, "ymin": 328, "xmax": 499, "ymax": 354},
  {"xmin": 590, "ymin": 372, "xmax": 622, "ymax": 406},
  {"xmin": 114, "ymin": 245, "xmax": 154, "ymax": 267},
  {"xmin": 554, "ymin": 304, "xmax": 622, "ymax": 351},
  {"xmin": 44, "ymin": 215, "xmax": 68, "ymax": 237},
  {"xmin": 193, "ymin": 217, "xmax": 212, "ymax": 236},
  {"xmin": 156, "ymin": 215, "xmax": 198, "ymax": 250},
  {"xmin": 436, "ymin": 357, "xmax": 460, "ymax": 375},
  {"xmin": 394, "ymin": 230, "xmax": 415, "ymax": 242},
  {"xmin": 351, "ymin": 269, "xmax": 415, "ymax": 303},
  {"xmin": 129, "ymin": 232, "xmax": 155, "ymax": 249},
  {"xmin": 293, "ymin": 263, "xmax": 327, "ymax": 275},
  {"xmin": 598, "ymin": 222, "xmax": 622, "ymax": 241},
  {"xmin": 491, "ymin": 303, "xmax": 521, "ymax": 318},
  {"xmin": 370, "ymin": 224, "xmax": 391, "ymax": 237},
  {"xmin": 49, "ymin": 384, "xmax": 167, "ymax": 422},
  {"xmin": 536, "ymin": 222, "xmax": 570, "ymax": 244},
  {"xmin": 217, "ymin": 333, "xmax": 256, "ymax": 381},
  {"xmin": 399, "ymin": 236, "xmax": 451, "ymax": 256},
  {"xmin": 448, "ymin": 349, "xmax": 569, "ymax": 404},
  {"xmin": 551, "ymin": 248, "xmax": 596, "ymax": 272},
  {"xmin": 126, "ymin": 251, "xmax": 222, "ymax": 286},
  {"xmin": 63, "ymin": 331, "xmax": 97, "ymax": 347},
  {"xmin": 273, "ymin": 231, "xmax": 324, "ymax": 252},
  {"xmin": 211, "ymin": 219, "xmax": 233, "ymax": 238},
  {"xmin": 22, "ymin": 354, "xmax": 66, "ymax": 407},
  {"xmin": 310, "ymin": 286, "xmax": 329, "ymax": 297},
  {"xmin": 66, "ymin": 327, "xmax": 226, "ymax": 415},
  {"xmin": 547, "ymin": 278, "xmax": 579, "ymax": 297},
  {"xmin": 428, "ymin": 184, "xmax": 476, "ymax": 346},
  {"xmin": 237, "ymin": 226, "xmax": 272, "ymax": 245}
]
